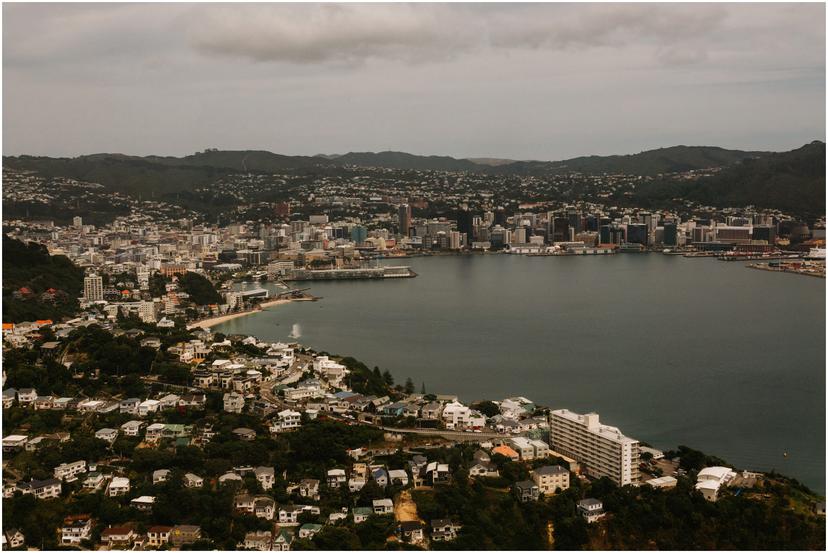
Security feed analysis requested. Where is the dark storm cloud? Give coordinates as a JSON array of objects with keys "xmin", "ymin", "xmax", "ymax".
[{"xmin": 2, "ymin": 3, "xmax": 825, "ymax": 159}]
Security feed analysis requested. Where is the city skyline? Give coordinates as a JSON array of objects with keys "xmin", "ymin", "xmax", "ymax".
[{"xmin": 3, "ymin": 3, "xmax": 826, "ymax": 159}]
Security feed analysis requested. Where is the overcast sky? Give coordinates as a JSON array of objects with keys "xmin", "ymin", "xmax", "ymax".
[{"xmin": 3, "ymin": 3, "xmax": 825, "ymax": 160}]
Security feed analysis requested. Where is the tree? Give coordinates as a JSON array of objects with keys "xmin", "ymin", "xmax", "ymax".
[
  {"xmin": 177, "ymin": 272, "xmax": 221, "ymax": 305},
  {"xmin": 404, "ymin": 377, "xmax": 415, "ymax": 394},
  {"xmin": 473, "ymin": 400, "xmax": 501, "ymax": 418}
]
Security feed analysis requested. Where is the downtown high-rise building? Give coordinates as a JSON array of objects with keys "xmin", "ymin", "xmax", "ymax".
[{"xmin": 398, "ymin": 204, "xmax": 412, "ymax": 237}]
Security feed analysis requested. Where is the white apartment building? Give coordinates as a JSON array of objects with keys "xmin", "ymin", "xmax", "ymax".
[
  {"xmin": 83, "ymin": 274, "xmax": 103, "ymax": 302},
  {"xmin": 54, "ymin": 460, "xmax": 87, "ymax": 481},
  {"xmin": 550, "ymin": 409, "xmax": 640, "ymax": 486}
]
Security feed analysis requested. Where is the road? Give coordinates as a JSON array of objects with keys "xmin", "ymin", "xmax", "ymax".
[{"xmin": 378, "ymin": 426, "xmax": 502, "ymax": 442}]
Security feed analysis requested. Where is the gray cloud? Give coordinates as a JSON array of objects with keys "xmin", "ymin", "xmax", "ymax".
[
  {"xmin": 2, "ymin": 3, "xmax": 824, "ymax": 159},
  {"xmin": 187, "ymin": 3, "xmax": 733, "ymax": 65}
]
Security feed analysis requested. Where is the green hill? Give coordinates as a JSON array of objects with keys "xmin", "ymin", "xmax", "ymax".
[
  {"xmin": 632, "ymin": 141, "xmax": 825, "ymax": 218},
  {"xmin": 2, "ymin": 235, "xmax": 85, "ymax": 323},
  {"xmin": 333, "ymin": 150, "xmax": 483, "ymax": 171},
  {"xmin": 495, "ymin": 145, "xmax": 768, "ymax": 176}
]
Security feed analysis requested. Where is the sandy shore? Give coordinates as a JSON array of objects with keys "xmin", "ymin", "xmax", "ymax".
[{"xmin": 187, "ymin": 298, "xmax": 293, "ymax": 329}]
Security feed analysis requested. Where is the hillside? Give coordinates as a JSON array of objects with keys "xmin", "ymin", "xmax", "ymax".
[
  {"xmin": 632, "ymin": 141, "xmax": 826, "ymax": 218},
  {"xmin": 494, "ymin": 145, "xmax": 768, "ymax": 176},
  {"xmin": 2, "ymin": 235, "xmax": 85, "ymax": 323},
  {"xmin": 334, "ymin": 151, "xmax": 483, "ymax": 171},
  {"xmin": 683, "ymin": 141, "xmax": 825, "ymax": 217},
  {"xmin": 4, "ymin": 143, "xmax": 822, "ymax": 218}
]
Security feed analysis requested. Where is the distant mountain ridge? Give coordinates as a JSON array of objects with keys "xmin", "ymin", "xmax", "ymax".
[
  {"xmin": 6, "ymin": 144, "xmax": 780, "ymax": 177},
  {"xmin": 4, "ymin": 142, "xmax": 823, "ymax": 217}
]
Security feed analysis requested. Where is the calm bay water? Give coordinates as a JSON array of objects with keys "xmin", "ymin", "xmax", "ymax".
[{"xmin": 215, "ymin": 254, "xmax": 826, "ymax": 492}]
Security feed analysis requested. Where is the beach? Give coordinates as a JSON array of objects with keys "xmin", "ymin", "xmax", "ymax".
[{"xmin": 187, "ymin": 298, "xmax": 294, "ymax": 330}]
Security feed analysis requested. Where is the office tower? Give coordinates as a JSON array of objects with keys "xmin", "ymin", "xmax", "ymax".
[
  {"xmin": 494, "ymin": 208, "xmax": 507, "ymax": 226},
  {"xmin": 83, "ymin": 274, "xmax": 104, "ymax": 302},
  {"xmin": 457, "ymin": 209, "xmax": 474, "ymax": 242},
  {"xmin": 550, "ymin": 409, "xmax": 640, "ymax": 486},
  {"xmin": 398, "ymin": 204, "xmax": 412, "ymax": 237},
  {"xmin": 350, "ymin": 225, "xmax": 368, "ymax": 245},
  {"xmin": 626, "ymin": 223, "xmax": 649, "ymax": 246},
  {"xmin": 586, "ymin": 215, "xmax": 599, "ymax": 232},
  {"xmin": 567, "ymin": 208, "xmax": 581, "ymax": 234},
  {"xmin": 663, "ymin": 222, "xmax": 678, "ymax": 247},
  {"xmin": 73, "ymin": 216, "xmax": 83, "ymax": 229},
  {"xmin": 752, "ymin": 225, "xmax": 776, "ymax": 245},
  {"xmin": 552, "ymin": 217, "xmax": 570, "ymax": 243}
]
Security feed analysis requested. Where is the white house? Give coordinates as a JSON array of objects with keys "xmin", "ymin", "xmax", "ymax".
[
  {"xmin": 695, "ymin": 466, "xmax": 736, "ymax": 502},
  {"xmin": 138, "ymin": 399, "xmax": 160, "ymax": 416},
  {"xmin": 373, "ymin": 498, "xmax": 394, "ymax": 515},
  {"xmin": 107, "ymin": 477, "xmax": 130, "ymax": 497},
  {"xmin": 120, "ymin": 420, "xmax": 145, "ymax": 437},
  {"xmin": 441, "ymin": 401, "xmax": 471, "ymax": 429}
]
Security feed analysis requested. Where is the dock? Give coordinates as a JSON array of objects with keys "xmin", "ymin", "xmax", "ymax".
[{"xmin": 283, "ymin": 266, "xmax": 417, "ymax": 282}]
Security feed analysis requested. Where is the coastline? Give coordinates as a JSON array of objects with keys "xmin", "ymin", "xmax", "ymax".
[{"xmin": 188, "ymin": 297, "xmax": 297, "ymax": 329}]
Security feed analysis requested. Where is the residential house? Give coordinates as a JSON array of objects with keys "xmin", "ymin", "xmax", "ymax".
[
  {"xmin": 469, "ymin": 461, "xmax": 499, "ymax": 478},
  {"xmin": 373, "ymin": 498, "xmax": 394, "ymax": 515},
  {"xmin": 83, "ymin": 472, "xmax": 107, "ymax": 491},
  {"xmin": 271, "ymin": 409, "xmax": 301, "ymax": 433},
  {"xmin": 531, "ymin": 465, "xmax": 570, "ymax": 495},
  {"xmin": 158, "ymin": 394, "xmax": 180, "ymax": 410},
  {"xmin": 242, "ymin": 530, "xmax": 273, "ymax": 551},
  {"xmin": 107, "ymin": 477, "xmax": 130, "ymax": 497},
  {"xmin": 223, "ymin": 392, "xmax": 245, "ymax": 413},
  {"xmin": 3, "ymin": 529, "xmax": 25, "ymax": 549},
  {"xmin": 120, "ymin": 420, "xmax": 145, "ymax": 437},
  {"xmin": 138, "ymin": 399, "xmax": 160, "ymax": 416},
  {"xmin": 61, "ymin": 515, "xmax": 93, "ymax": 546},
  {"xmin": 170, "ymin": 525, "xmax": 201, "ymax": 547},
  {"xmin": 101, "ymin": 525, "xmax": 136, "ymax": 548},
  {"xmin": 94, "ymin": 428, "xmax": 119, "ymax": 444},
  {"xmin": 29, "ymin": 478, "xmax": 62, "ymax": 499},
  {"xmin": 232, "ymin": 427, "xmax": 257, "ymax": 441},
  {"xmin": 578, "ymin": 498, "xmax": 605, "ymax": 523},
  {"xmin": 420, "ymin": 401, "xmax": 443, "ymax": 420},
  {"xmin": 273, "ymin": 529, "xmax": 294, "ymax": 551},
  {"xmin": 398, "ymin": 521, "xmax": 425, "ymax": 544},
  {"xmin": 388, "ymin": 469, "xmax": 409, "ymax": 487},
  {"xmin": 326, "ymin": 468, "xmax": 346, "ymax": 488},
  {"xmin": 183, "ymin": 473, "xmax": 204, "ymax": 488},
  {"xmin": 254, "ymin": 466, "xmax": 275, "ymax": 490},
  {"xmin": 145, "ymin": 423, "xmax": 167, "ymax": 443},
  {"xmin": 2, "ymin": 435, "xmax": 28, "ymax": 453},
  {"xmin": 441, "ymin": 400, "xmax": 471, "ymax": 429},
  {"xmin": 514, "ymin": 480, "xmax": 540, "ymax": 502},
  {"xmin": 147, "ymin": 526, "xmax": 172, "ymax": 548},
  {"xmin": 298, "ymin": 479, "xmax": 320, "ymax": 500},
  {"xmin": 353, "ymin": 507, "xmax": 373, "ymax": 524},
  {"xmin": 426, "ymin": 462, "xmax": 451, "ymax": 485},
  {"xmin": 17, "ymin": 388, "xmax": 37, "ymax": 405},
  {"xmin": 152, "ymin": 469, "xmax": 171, "ymax": 484},
  {"xmin": 130, "ymin": 496, "xmax": 156, "ymax": 512},
  {"xmin": 298, "ymin": 524, "xmax": 322, "ymax": 539},
  {"xmin": 431, "ymin": 519, "xmax": 462, "ymax": 542},
  {"xmin": 372, "ymin": 468, "xmax": 389, "ymax": 488},
  {"xmin": 254, "ymin": 497, "xmax": 277, "ymax": 520}
]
